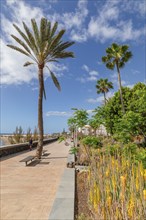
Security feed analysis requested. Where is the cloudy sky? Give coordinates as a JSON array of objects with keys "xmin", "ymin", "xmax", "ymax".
[{"xmin": 1, "ymin": 0, "xmax": 146, "ymax": 134}]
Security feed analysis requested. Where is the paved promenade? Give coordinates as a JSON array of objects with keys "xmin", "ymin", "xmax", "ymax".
[{"xmin": 0, "ymin": 141, "xmax": 70, "ymax": 220}]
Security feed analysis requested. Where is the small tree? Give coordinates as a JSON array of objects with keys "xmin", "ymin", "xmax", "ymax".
[
  {"xmin": 13, "ymin": 126, "xmax": 23, "ymax": 143},
  {"xmin": 26, "ymin": 127, "xmax": 32, "ymax": 142}
]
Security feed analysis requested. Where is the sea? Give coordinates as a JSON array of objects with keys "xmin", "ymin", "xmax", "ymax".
[
  {"xmin": 0, "ymin": 139, "xmax": 5, "ymax": 147},
  {"xmin": 0, "ymin": 133, "xmax": 12, "ymax": 147}
]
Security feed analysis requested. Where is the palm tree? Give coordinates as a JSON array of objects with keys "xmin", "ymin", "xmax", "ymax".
[
  {"xmin": 7, "ymin": 18, "xmax": 75, "ymax": 158},
  {"xmin": 102, "ymin": 43, "xmax": 132, "ymax": 114},
  {"xmin": 96, "ymin": 78, "xmax": 113, "ymax": 104}
]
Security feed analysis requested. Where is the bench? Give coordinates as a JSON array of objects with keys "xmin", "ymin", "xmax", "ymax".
[
  {"xmin": 42, "ymin": 150, "xmax": 47, "ymax": 156},
  {"xmin": 20, "ymin": 156, "xmax": 35, "ymax": 166}
]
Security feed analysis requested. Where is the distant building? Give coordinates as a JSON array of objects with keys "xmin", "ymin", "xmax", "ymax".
[
  {"xmin": 78, "ymin": 124, "xmax": 108, "ymax": 136},
  {"xmin": 96, "ymin": 124, "xmax": 108, "ymax": 136}
]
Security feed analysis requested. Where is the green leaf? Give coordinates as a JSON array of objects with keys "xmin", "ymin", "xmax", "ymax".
[
  {"xmin": 50, "ymin": 29, "xmax": 66, "ymax": 50},
  {"xmin": 50, "ymin": 21, "xmax": 58, "ymax": 37},
  {"xmin": 23, "ymin": 21, "xmax": 38, "ymax": 54},
  {"xmin": 23, "ymin": 61, "xmax": 34, "ymax": 67},
  {"xmin": 7, "ymin": 44, "xmax": 30, "ymax": 57},
  {"xmin": 40, "ymin": 18, "xmax": 47, "ymax": 51},
  {"xmin": 13, "ymin": 24, "xmax": 32, "ymax": 50},
  {"xmin": 31, "ymin": 19, "xmax": 40, "ymax": 50},
  {"xmin": 54, "ymin": 51, "xmax": 74, "ymax": 59},
  {"xmin": 11, "ymin": 35, "xmax": 31, "ymax": 54},
  {"xmin": 46, "ymin": 66, "xmax": 61, "ymax": 91}
]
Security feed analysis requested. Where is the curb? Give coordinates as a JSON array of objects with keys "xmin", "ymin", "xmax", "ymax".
[{"xmin": 48, "ymin": 153, "xmax": 75, "ymax": 220}]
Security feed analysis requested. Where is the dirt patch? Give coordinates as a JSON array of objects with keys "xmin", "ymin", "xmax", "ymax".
[{"xmin": 75, "ymin": 170, "xmax": 93, "ymax": 220}]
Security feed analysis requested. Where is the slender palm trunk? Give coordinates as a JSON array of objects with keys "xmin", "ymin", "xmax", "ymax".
[
  {"xmin": 116, "ymin": 62, "xmax": 125, "ymax": 115},
  {"xmin": 36, "ymin": 66, "xmax": 44, "ymax": 158},
  {"xmin": 103, "ymin": 92, "xmax": 106, "ymax": 104}
]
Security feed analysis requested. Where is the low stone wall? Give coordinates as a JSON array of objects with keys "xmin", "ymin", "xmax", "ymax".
[{"xmin": 0, "ymin": 138, "xmax": 58, "ymax": 158}]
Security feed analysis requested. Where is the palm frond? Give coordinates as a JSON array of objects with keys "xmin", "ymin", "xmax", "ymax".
[
  {"xmin": 40, "ymin": 18, "xmax": 47, "ymax": 52},
  {"xmin": 31, "ymin": 19, "xmax": 40, "ymax": 50},
  {"xmin": 7, "ymin": 44, "xmax": 30, "ymax": 57},
  {"xmin": 111, "ymin": 43, "xmax": 119, "ymax": 51},
  {"xmin": 11, "ymin": 34, "xmax": 31, "ymax": 54},
  {"xmin": 106, "ymin": 62, "xmax": 115, "ymax": 70},
  {"xmin": 43, "ymin": 30, "xmax": 66, "ymax": 59},
  {"xmin": 106, "ymin": 47, "xmax": 113, "ymax": 54},
  {"xmin": 23, "ymin": 22, "xmax": 38, "ymax": 54},
  {"xmin": 53, "ymin": 41, "xmax": 75, "ymax": 53},
  {"xmin": 13, "ymin": 24, "xmax": 32, "ymax": 49},
  {"xmin": 49, "ymin": 30, "xmax": 66, "ymax": 50},
  {"xmin": 54, "ymin": 51, "xmax": 74, "ymax": 59},
  {"xmin": 23, "ymin": 61, "xmax": 34, "ymax": 67},
  {"xmin": 119, "ymin": 61, "xmax": 125, "ymax": 68},
  {"xmin": 50, "ymin": 21, "xmax": 58, "ymax": 37},
  {"xmin": 102, "ymin": 56, "xmax": 108, "ymax": 63},
  {"xmin": 45, "ymin": 21, "xmax": 51, "ymax": 39},
  {"xmin": 121, "ymin": 45, "xmax": 129, "ymax": 53},
  {"xmin": 46, "ymin": 66, "xmax": 61, "ymax": 91}
]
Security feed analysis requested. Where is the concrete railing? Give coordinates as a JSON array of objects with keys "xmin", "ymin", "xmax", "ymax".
[
  {"xmin": 48, "ymin": 152, "xmax": 75, "ymax": 220},
  {"xmin": 0, "ymin": 138, "xmax": 58, "ymax": 158}
]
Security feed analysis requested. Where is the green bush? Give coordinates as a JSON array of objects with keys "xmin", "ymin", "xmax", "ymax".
[
  {"xmin": 69, "ymin": 147, "xmax": 78, "ymax": 155},
  {"xmin": 105, "ymin": 144, "xmax": 122, "ymax": 156},
  {"xmin": 81, "ymin": 136, "xmax": 102, "ymax": 149}
]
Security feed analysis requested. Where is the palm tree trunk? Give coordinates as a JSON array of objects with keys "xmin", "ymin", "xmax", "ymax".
[
  {"xmin": 116, "ymin": 62, "xmax": 125, "ymax": 115},
  {"xmin": 36, "ymin": 67, "xmax": 44, "ymax": 159},
  {"xmin": 103, "ymin": 92, "xmax": 106, "ymax": 104}
]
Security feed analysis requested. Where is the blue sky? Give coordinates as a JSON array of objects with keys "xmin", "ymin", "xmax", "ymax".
[{"xmin": 0, "ymin": 0, "xmax": 146, "ymax": 134}]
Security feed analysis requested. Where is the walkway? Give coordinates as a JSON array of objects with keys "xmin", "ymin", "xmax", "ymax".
[{"xmin": 0, "ymin": 141, "xmax": 70, "ymax": 220}]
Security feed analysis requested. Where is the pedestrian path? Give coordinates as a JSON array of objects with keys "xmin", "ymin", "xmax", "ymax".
[{"xmin": 0, "ymin": 140, "xmax": 70, "ymax": 220}]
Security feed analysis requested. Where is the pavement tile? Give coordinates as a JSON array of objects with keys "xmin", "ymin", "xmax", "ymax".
[{"xmin": 0, "ymin": 141, "xmax": 70, "ymax": 220}]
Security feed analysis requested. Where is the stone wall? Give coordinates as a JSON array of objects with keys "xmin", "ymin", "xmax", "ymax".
[{"xmin": 0, "ymin": 138, "xmax": 58, "ymax": 158}]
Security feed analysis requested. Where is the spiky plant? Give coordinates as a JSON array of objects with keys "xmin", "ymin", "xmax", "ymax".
[
  {"xmin": 102, "ymin": 43, "xmax": 132, "ymax": 114},
  {"xmin": 96, "ymin": 78, "xmax": 113, "ymax": 104},
  {"xmin": 7, "ymin": 18, "xmax": 75, "ymax": 158}
]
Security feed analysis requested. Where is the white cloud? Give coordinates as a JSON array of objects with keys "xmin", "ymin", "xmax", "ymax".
[
  {"xmin": 1, "ymin": 1, "xmax": 69, "ymax": 85},
  {"xmin": 89, "ymin": 70, "xmax": 98, "ymax": 76},
  {"xmin": 87, "ymin": 109, "xmax": 94, "ymax": 114},
  {"xmin": 78, "ymin": 64, "xmax": 98, "ymax": 83},
  {"xmin": 46, "ymin": 111, "xmax": 72, "ymax": 117},
  {"xmin": 1, "ymin": 39, "xmax": 38, "ymax": 85},
  {"xmin": 88, "ymin": 0, "xmax": 145, "ymax": 43},
  {"xmin": 87, "ymin": 96, "xmax": 104, "ymax": 104},
  {"xmin": 110, "ymin": 72, "xmax": 127, "ymax": 87},
  {"xmin": 126, "ymin": 84, "xmax": 134, "ymax": 89},
  {"xmin": 87, "ymin": 76, "xmax": 97, "ymax": 81},
  {"xmin": 87, "ymin": 91, "xmax": 114, "ymax": 104},
  {"xmin": 82, "ymin": 65, "xmax": 89, "ymax": 72},
  {"xmin": 120, "ymin": 0, "xmax": 146, "ymax": 17},
  {"xmin": 46, "ymin": 108, "xmax": 93, "ymax": 117},
  {"xmin": 48, "ymin": 0, "xmax": 88, "ymax": 42}
]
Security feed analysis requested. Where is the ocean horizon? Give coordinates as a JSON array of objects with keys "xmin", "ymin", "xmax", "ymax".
[{"xmin": 0, "ymin": 139, "xmax": 5, "ymax": 147}]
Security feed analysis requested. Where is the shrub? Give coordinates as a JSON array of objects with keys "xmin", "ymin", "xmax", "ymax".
[{"xmin": 81, "ymin": 136, "xmax": 102, "ymax": 149}]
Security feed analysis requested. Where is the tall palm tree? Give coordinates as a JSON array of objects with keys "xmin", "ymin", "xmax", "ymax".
[
  {"xmin": 7, "ymin": 18, "xmax": 75, "ymax": 158},
  {"xmin": 96, "ymin": 78, "xmax": 113, "ymax": 104},
  {"xmin": 102, "ymin": 43, "xmax": 132, "ymax": 114}
]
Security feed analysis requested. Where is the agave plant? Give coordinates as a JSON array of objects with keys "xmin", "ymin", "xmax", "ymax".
[{"xmin": 7, "ymin": 18, "xmax": 75, "ymax": 158}]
